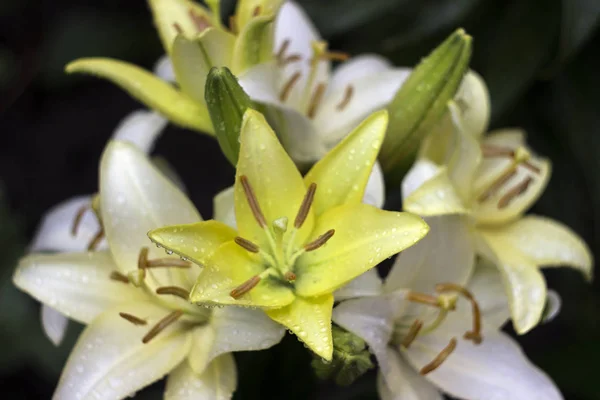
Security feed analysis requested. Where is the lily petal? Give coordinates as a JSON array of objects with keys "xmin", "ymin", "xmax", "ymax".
[
  {"xmin": 172, "ymin": 29, "xmax": 235, "ymax": 103},
  {"xmin": 480, "ymin": 215, "xmax": 593, "ymax": 280},
  {"xmin": 13, "ymin": 252, "xmax": 148, "ymax": 325},
  {"xmin": 334, "ymin": 269, "xmax": 383, "ymax": 301},
  {"xmin": 473, "ymin": 130, "xmax": 551, "ymax": 224},
  {"xmin": 401, "ymin": 159, "xmax": 440, "ymax": 200},
  {"xmin": 232, "ymin": 15, "xmax": 275, "ymax": 73},
  {"xmin": 266, "ymin": 294, "xmax": 334, "ymax": 361},
  {"xmin": 327, "ymin": 54, "xmax": 395, "ymax": 91},
  {"xmin": 100, "ymin": 141, "xmax": 202, "ymax": 292},
  {"xmin": 153, "ymin": 54, "xmax": 175, "ymax": 82},
  {"xmin": 190, "ymin": 242, "xmax": 295, "ymax": 308},
  {"xmin": 376, "ymin": 349, "xmax": 442, "ymax": 400},
  {"xmin": 148, "ymin": 221, "xmax": 237, "ymax": 268},
  {"xmin": 404, "ymin": 331, "xmax": 563, "ymax": 400},
  {"xmin": 213, "ymin": 186, "xmax": 237, "ymax": 229},
  {"xmin": 54, "ymin": 301, "xmax": 192, "ymax": 399},
  {"xmin": 384, "ymin": 215, "xmax": 474, "ymax": 294},
  {"xmin": 543, "ymin": 290, "xmax": 562, "ymax": 323},
  {"xmin": 41, "ymin": 305, "xmax": 69, "ymax": 346},
  {"xmin": 235, "ymin": 109, "xmax": 311, "ymax": 248},
  {"xmin": 147, "ymin": 0, "xmax": 213, "ymax": 53},
  {"xmin": 362, "ymin": 161, "xmax": 385, "ymax": 209},
  {"xmin": 454, "ymin": 70, "xmax": 490, "ymax": 138},
  {"xmin": 235, "ymin": 0, "xmax": 284, "ymax": 31},
  {"xmin": 66, "ymin": 59, "xmax": 213, "ymax": 133},
  {"xmin": 29, "ymin": 196, "xmax": 104, "ymax": 253},
  {"xmin": 403, "ymin": 168, "xmax": 468, "ymax": 217},
  {"xmin": 304, "ymin": 110, "xmax": 388, "ymax": 216},
  {"xmin": 165, "ymin": 355, "xmax": 237, "ymax": 400},
  {"xmin": 111, "ymin": 110, "xmax": 168, "ymax": 154},
  {"xmin": 468, "ymin": 259, "xmax": 510, "ymax": 330},
  {"xmin": 296, "ymin": 204, "xmax": 429, "ymax": 297}
]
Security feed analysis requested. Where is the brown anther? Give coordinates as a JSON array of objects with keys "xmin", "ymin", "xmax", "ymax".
[
  {"xmin": 522, "ymin": 160, "xmax": 541, "ymax": 174},
  {"xmin": 110, "ymin": 271, "xmax": 130, "ymax": 284},
  {"xmin": 419, "ymin": 337, "xmax": 457, "ymax": 375},
  {"xmin": 173, "ymin": 23, "xmax": 184, "ymax": 34},
  {"xmin": 87, "ymin": 229, "xmax": 104, "ymax": 251},
  {"xmin": 142, "ymin": 310, "xmax": 184, "ymax": 344},
  {"xmin": 304, "ymin": 229, "xmax": 335, "ymax": 251},
  {"xmin": 230, "ymin": 275, "xmax": 261, "ymax": 299},
  {"xmin": 294, "ymin": 183, "xmax": 317, "ymax": 228},
  {"xmin": 252, "ymin": 5, "xmax": 261, "ymax": 16},
  {"xmin": 497, "ymin": 177, "xmax": 534, "ymax": 209},
  {"xmin": 146, "ymin": 259, "xmax": 191, "ymax": 269},
  {"xmin": 240, "ymin": 175, "xmax": 268, "ymax": 228},
  {"xmin": 279, "ymin": 72, "xmax": 301, "ymax": 102},
  {"xmin": 284, "ymin": 271, "xmax": 297, "ymax": 281},
  {"xmin": 336, "ymin": 85, "xmax": 354, "ymax": 111},
  {"xmin": 71, "ymin": 205, "xmax": 89, "ymax": 236},
  {"xmin": 401, "ymin": 319, "xmax": 423, "ymax": 348},
  {"xmin": 406, "ymin": 292, "xmax": 443, "ymax": 308},
  {"xmin": 320, "ymin": 51, "xmax": 350, "ymax": 62},
  {"xmin": 481, "ymin": 144, "xmax": 514, "ymax": 158},
  {"xmin": 234, "ymin": 237, "xmax": 260, "ymax": 253},
  {"xmin": 307, "ymin": 83, "xmax": 326, "ymax": 119},
  {"xmin": 276, "ymin": 39, "xmax": 290, "ymax": 61},
  {"xmin": 435, "ymin": 283, "xmax": 483, "ymax": 345},
  {"xmin": 281, "ymin": 54, "xmax": 302, "ymax": 66},
  {"xmin": 119, "ymin": 312, "xmax": 147, "ymax": 326},
  {"xmin": 228, "ymin": 15, "xmax": 238, "ymax": 34},
  {"xmin": 156, "ymin": 286, "xmax": 191, "ymax": 300},
  {"xmin": 188, "ymin": 9, "xmax": 211, "ymax": 32},
  {"xmin": 138, "ymin": 247, "xmax": 149, "ymax": 268},
  {"xmin": 477, "ymin": 169, "xmax": 517, "ymax": 202}
]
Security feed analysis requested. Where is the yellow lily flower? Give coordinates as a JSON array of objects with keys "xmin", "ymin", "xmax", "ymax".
[
  {"xmin": 403, "ymin": 101, "xmax": 593, "ymax": 334},
  {"xmin": 14, "ymin": 140, "xmax": 284, "ymax": 399},
  {"xmin": 148, "ymin": 109, "xmax": 429, "ymax": 360},
  {"xmin": 65, "ymin": 0, "xmax": 283, "ymax": 135}
]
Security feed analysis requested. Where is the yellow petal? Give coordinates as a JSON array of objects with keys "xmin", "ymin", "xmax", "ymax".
[
  {"xmin": 476, "ymin": 233, "xmax": 547, "ymax": 334},
  {"xmin": 172, "ymin": 29, "xmax": 235, "ymax": 103},
  {"xmin": 479, "ymin": 215, "xmax": 593, "ymax": 280},
  {"xmin": 148, "ymin": 220, "xmax": 237, "ymax": 267},
  {"xmin": 295, "ymin": 203, "xmax": 429, "ymax": 297},
  {"xmin": 147, "ymin": 0, "xmax": 214, "ymax": 53},
  {"xmin": 189, "ymin": 241, "xmax": 295, "ymax": 308},
  {"xmin": 231, "ymin": 15, "xmax": 275, "ymax": 73},
  {"xmin": 234, "ymin": 109, "xmax": 311, "ymax": 248},
  {"xmin": 235, "ymin": 0, "xmax": 283, "ymax": 31},
  {"xmin": 304, "ymin": 110, "xmax": 388, "ymax": 217},
  {"xmin": 66, "ymin": 58, "xmax": 213, "ymax": 133},
  {"xmin": 473, "ymin": 130, "xmax": 551, "ymax": 224},
  {"xmin": 266, "ymin": 294, "xmax": 334, "ymax": 360},
  {"xmin": 403, "ymin": 168, "xmax": 469, "ymax": 216}
]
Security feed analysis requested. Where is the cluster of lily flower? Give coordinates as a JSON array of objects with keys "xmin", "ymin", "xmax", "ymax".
[{"xmin": 13, "ymin": 0, "xmax": 593, "ymax": 399}]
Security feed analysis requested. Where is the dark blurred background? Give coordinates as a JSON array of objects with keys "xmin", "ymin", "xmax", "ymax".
[{"xmin": 0, "ymin": 0, "xmax": 599, "ymax": 398}]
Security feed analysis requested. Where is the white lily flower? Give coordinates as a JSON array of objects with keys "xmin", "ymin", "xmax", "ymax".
[
  {"xmin": 239, "ymin": 1, "xmax": 411, "ymax": 163},
  {"xmin": 14, "ymin": 141, "xmax": 284, "ymax": 399},
  {"xmin": 333, "ymin": 215, "xmax": 563, "ymax": 400}
]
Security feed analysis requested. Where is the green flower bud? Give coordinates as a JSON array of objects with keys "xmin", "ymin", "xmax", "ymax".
[{"xmin": 380, "ymin": 28, "xmax": 472, "ymax": 182}]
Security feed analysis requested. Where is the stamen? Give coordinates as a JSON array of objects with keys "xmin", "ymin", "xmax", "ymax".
[
  {"xmin": 401, "ymin": 319, "xmax": 423, "ymax": 348},
  {"xmin": 188, "ymin": 9, "xmax": 211, "ymax": 32},
  {"xmin": 294, "ymin": 183, "xmax": 317, "ymax": 228},
  {"xmin": 284, "ymin": 271, "xmax": 296, "ymax": 281},
  {"xmin": 275, "ymin": 39, "xmax": 290, "ymax": 62},
  {"xmin": 228, "ymin": 15, "xmax": 238, "ymax": 34},
  {"xmin": 142, "ymin": 310, "xmax": 184, "ymax": 344},
  {"xmin": 436, "ymin": 283, "xmax": 482, "ymax": 344},
  {"xmin": 336, "ymin": 85, "xmax": 354, "ymax": 111},
  {"xmin": 240, "ymin": 175, "xmax": 267, "ymax": 228},
  {"xmin": 320, "ymin": 51, "xmax": 350, "ymax": 62},
  {"xmin": 146, "ymin": 259, "xmax": 191, "ymax": 269},
  {"xmin": 234, "ymin": 237, "xmax": 260, "ymax": 253},
  {"xmin": 110, "ymin": 271, "xmax": 130, "ymax": 284},
  {"xmin": 71, "ymin": 205, "xmax": 89, "ymax": 236},
  {"xmin": 230, "ymin": 275, "xmax": 261, "ymax": 299},
  {"xmin": 522, "ymin": 160, "xmax": 541, "ymax": 174},
  {"xmin": 477, "ymin": 169, "xmax": 517, "ymax": 202},
  {"xmin": 156, "ymin": 286, "xmax": 191, "ymax": 300},
  {"xmin": 419, "ymin": 337, "xmax": 457, "ymax": 375},
  {"xmin": 87, "ymin": 229, "xmax": 104, "ymax": 251},
  {"xmin": 119, "ymin": 312, "xmax": 147, "ymax": 326},
  {"xmin": 281, "ymin": 54, "xmax": 302, "ymax": 66},
  {"xmin": 137, "ymin": 247, "xmax": 149, "ymax": 282},
  {"xmin": 279, "ymin": 72, "xmax": 301, "ymax": 102},
  {"xmin": 307, "ymin": 83, "xmax": 326, "ymax": 118},
  {"xmin": 173, "ymin": 23, "xmax": 184, "ymax": 34},
  {"xmin": 481, "ymin": 144, "xmax": 514, "ymax": 158},
  {"xmin": 304, "ymin": 229, "xmax": 335, "ymax": 251},
  {"xmin": 497, "ymin": 177, "xmax": 534, "ymax": 209},
  {"xmin": 252, "ymin": 5, "xmax": 261, "ymax": 16}
]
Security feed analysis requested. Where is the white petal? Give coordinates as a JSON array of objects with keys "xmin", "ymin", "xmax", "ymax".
[
  {"xmin": 362, "ymin": 161, "xmax": 385, "ymax": 209},
  {"xmin": 467, "ymin": 259, "xmax": 510, "ymax": 330},
  {"xmin": 165, "ymin": 355, "xmax": 237, "ymax": 400},
  {"xmin": 384, "ymin": 216, "xmax": 475, "ymax": 294},
  {"xmin": 153, "ymin": 54, "xmax": 175, "ymax": 82},
  {"xmin": 405, "ymin": 331, "xmax": 563, "ymax": 400},
  {"xmin": 401, "ymin": 159, "xmax": 440, "ymax": 200},
  {"xmin": 376, "ymin": 348, "xmax": 442, "ymax": 400},
  {"xmin": 213, "ymin": 186, "xmax": 237, "ymax": 229},
  {"xmin": 239, "ymin": 62, "xmax": 281, "ymax": 105},
  {"xmin": 100, "ymin": 140, "xmax": 201, "ymax": 293},
  {"xmin": 334, "ymin": 269, "xmax": 383, "ymax": 301},
  {"xmin": 454, "ymin": 71, "xmax": 490, "ymax": 138},
  {"xmin": 13, "ymin": 252, "xmax": 148, "ymax": 324},
  {"xmin": 54, "ymin": 301, "xmax": 192, "ymax": 400},
  {"xmin": 41, "ymin": 305, "xmax": 69, "ymax": 346},
  {"xmin": 111, "ymin": 110, "xmax": 168, "ymax": 154},
  {"xmin": 328, "ymin": 54, "xmax": 394, "ymax": 91},
  {"xmin": 29, "ymin": 196, "xmax": 105, "ymax": 253},
  {"xmin": 542, "ymin": 290, "xmax": 562, "ymax": 323}
]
